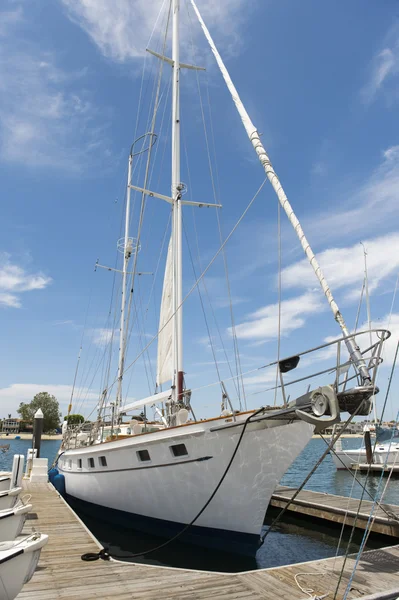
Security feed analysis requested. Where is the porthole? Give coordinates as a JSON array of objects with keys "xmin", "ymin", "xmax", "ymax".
[
  {"xmin": 137, "ymin": 449, "xmax": 150, "ymax": 462},
  {"xmin": 170, "ymin": 443, "xmax": 188, "ymax": 457}
]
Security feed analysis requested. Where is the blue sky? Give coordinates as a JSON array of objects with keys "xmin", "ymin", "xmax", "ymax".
[{"xmin": 0, "ymin": 0, "xmax": 399, "ymax": 422}]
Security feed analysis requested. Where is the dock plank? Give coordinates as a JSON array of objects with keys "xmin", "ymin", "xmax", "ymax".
[{"xmin": 15, "ymin": 481, "xmax": 399, "ymax": 600}]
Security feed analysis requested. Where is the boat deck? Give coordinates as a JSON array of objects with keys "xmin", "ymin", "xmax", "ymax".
[
  {"xmin": 270, "ymin": 485, "xmax": 399, "ymax": 537},
  {"xmin": 16, "ymin": 480, "xmax": 399, "ymax": 600}
]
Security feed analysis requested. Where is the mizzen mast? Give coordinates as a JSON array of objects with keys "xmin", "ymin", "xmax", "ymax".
[
  {"xmin": 190, "ymin": 0, "xmax": 371, "ymax": 385},
  {"xmin": 116, "ymin": 153, "xmax": 134, "ymax": 410}
]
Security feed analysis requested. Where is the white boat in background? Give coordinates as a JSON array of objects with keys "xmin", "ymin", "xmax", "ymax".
[
  {"xmin": 0, "ymin": 488, "xmax": 22, "ymax": 511},
  {"xmin": 331, "ymin": 427, "xmax": 399, "ymax": 470},
  {"xmin": 0, "ymin": 533, "xmax": 48, "ymax": 600},
  {"xmin": 0, "ymin": 503, "xmax": 33, "ymax": 543},
  {"xmin": 57, "ymin": 0, "xmax": 390, "ymax": 555}
]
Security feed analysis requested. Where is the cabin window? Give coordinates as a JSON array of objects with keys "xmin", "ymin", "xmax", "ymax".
[
  {"xmin": 170, "ymin": 443, "xmax": 188, "ymax": 457},
  {"xmin": 88, "ymin": 457, "xmax": 95, "ymax": 468},
  {"xmin": 68, "ymin": 460, "xmax": 72, "ymax": 469},
  {"xmin": 99, "ymin": 456, "xmax": 107, "ymax": 467},
  {"xmin": 77, "ymin": 459, "xmax": 82, "ymax": 469},
  {"xmin": 137, "ymin": 449, "xmax": 151, "ymax": 462}
]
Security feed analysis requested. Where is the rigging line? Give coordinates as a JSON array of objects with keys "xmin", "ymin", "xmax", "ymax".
[
  {"xmin": 182, "ymin": 213, "xmax": 225, "ymax": 395},
  {"xmin": 141, "ymin": 75, "xmax": 172, "ymax": 259},
  {"xmin": 354, "ymin": 278, "xmax": 365, "ymax": 334},
  {"xmin": 332, "ymin": 358, "xmax": 397, "ymax": 600},
  {"xmin": 132, "ymin": 0, "xmax": 167, "ymax": 143},
  {"xmin": 130, "ymin": 0, "xmax": 169, "ymax": 159},
  {"xmin": 122, "ymin": 1, "xmax": 172, "ymax": 375},
  {"xmin": 181, "ymin": 124, "xmax": 241, "ymax": 403},
  {"xmin": 67, "ymin": 271, "xmax": 96, "ymax": 416},
  {"xmin": 103, "ymin": 178, "xmax": 267, "ymax": 395},
  {"xmin": 358, "ymin": 442, "xmax": 399, "ymax": 553},
  {"xmin": 328, "ymin": 450, "xmax": 359, "ymax": 597},
  {"xmin": 274, "ymin": 200, "xmax": 282, "ymax": 407},
  {"xmin": 259, "ymin": 401, "xmax": 365, "ymax": 546},
  {"xmin": 74, "ymin": 181, "xmax": 127, "ymax": 409},
  {"xmin": 320, "ymin": 434, "xmax": 398, "ymax": 520},
  {"xmin": 185, "ymin": 2, "xmax": 246, "ymax": 409},
  {"xmin": 75, "ymin": 277, "xmax": 122, "ymax": 417},
  {"xmin": 133, "ymin": 286, "xmax": 155, "ymax": 393},
  {"xmin": 378, "ymin": 339, "xmax": 399, "ymax": 427},
  {"xmin": 339, "ymin": 411, "xmax": 399, "ymax": 600}
]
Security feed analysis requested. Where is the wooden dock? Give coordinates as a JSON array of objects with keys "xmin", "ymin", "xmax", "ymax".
[
  {"xmin": 16, "ymin": 480, "xmax": 399, "ymax": 600},
  {"xmin": 270, "ymin": 486, "xmax": 399, "ymax": 537}
]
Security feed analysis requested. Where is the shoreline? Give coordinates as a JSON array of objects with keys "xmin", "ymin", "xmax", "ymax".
[{"xmin": 0, "ymin": 433, "xmax": 62, "ymax": 441}]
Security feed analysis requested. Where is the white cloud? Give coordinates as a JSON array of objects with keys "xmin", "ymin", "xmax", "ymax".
[
  {"xmin": 0, "ymin": 253, "xmax": 51, "ymax": 308},
  {"xmin": 232, "ymin": 291, "xmax": 324, "ymax": 342},
  {"xmin": 361, "ymin": 24, "xmax": 399, "ymax": 104},
  {"xmin": 304, "ymin": 145, "xmax": 399, "ymax": 243},
  {"xmin": 0, "ymin": 5, "xmax": 111, "ymax": 170},
  {"xmin": 60, "ymin": 0, "xmax": 251, "ymax": 63},
  {"xmin": 281, "ymin": 232, "xmax": 399, "ymax": 299},
  {"xmin": 91, "ymin": 327, "xmax": 116, "ymax": 346}
]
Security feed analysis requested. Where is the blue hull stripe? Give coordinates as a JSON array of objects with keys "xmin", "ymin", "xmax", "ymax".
[{"xmin": 66, "ymin": 493, "xmax": 260, "ymax": 556}]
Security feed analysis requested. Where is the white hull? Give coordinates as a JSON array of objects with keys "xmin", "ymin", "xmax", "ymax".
[
  {"xmin": 0, "ymin": 533, "xmax": 48, "ymax": 600},
  {"xmin": 0, "ymin": 479, "xmax": 10, "ymax": 493},
  {"xmin": 59, "ymin": 414, "xmax": 314, "ymax": 552},
  {"xmin": 0, "ymin": 504, "xmax": 33, "ymax": 542},
  {"xmin": 0, "ymin": 489, "xmax": 21, "ymax": 511}
]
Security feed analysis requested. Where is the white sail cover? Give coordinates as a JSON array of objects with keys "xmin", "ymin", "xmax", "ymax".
[
  {"xmin": 157, "ymin": 237, "xmax": 173, "ymax": 385},
  {"xmin": 121, "ymin": 389, "xmax": 171, "ymax": 413}
]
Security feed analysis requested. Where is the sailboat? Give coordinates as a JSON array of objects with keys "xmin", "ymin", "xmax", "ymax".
[{"xmin": 56, "ymin": 0, "xmax": 390, "ymax": 556}]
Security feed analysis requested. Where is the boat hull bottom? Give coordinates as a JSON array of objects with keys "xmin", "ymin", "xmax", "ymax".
[{"xmin": 65, "ymin": 493, "xmax": 260, "ymax": 557}]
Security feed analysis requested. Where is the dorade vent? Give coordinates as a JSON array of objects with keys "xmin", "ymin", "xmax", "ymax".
[
  {"xmin": 99, "ymin": 456, "xmax": 107, "ymax": 467},
  {"xmin": 77, "ymin": 459, "xmax": 82, "ymax": 469},
  {"xmin": 137, "ymin": 449, "xmax": 151, "ymax": 462},
  {"xmin": 88, "ymin": 458, "xmax": 95, "ymax": 468},
  {"xmin": 170, "ymin": 443, "xmax": 188, "ymax": 457}
]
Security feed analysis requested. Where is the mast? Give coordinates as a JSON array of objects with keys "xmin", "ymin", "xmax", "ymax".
[
  {"xmin": 190, "ymin": 0, "xmax": 372, "ymax": 385},
  {"xmin": 116, "ymin": 153, "xmax": 133, "ymax": 410},
  {"xmin": 171, "ymin": 0, "xmax": 183, "ymax": 403}
]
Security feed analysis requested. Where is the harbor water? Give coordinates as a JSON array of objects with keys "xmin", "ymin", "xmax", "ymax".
[{"xmin": 1, "ymin": 437, "xmax": 398, "ymax": 572}]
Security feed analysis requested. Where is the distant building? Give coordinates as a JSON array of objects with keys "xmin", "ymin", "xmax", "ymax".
[{"xmin": 1, "ymin": 418, "xmax": 21, "ymax": 434}]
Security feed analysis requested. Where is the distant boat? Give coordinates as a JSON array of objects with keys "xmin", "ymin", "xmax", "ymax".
[{"xmin": 331, "ymin": 426, "xmax": 399, "ymax": 470}]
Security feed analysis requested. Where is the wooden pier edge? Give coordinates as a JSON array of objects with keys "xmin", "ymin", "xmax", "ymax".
[
  {"xmin": 270, "ymin": 485, "xmax": 399, "ymax": 537},
  {"xmin": 16, "ymin": 480, "xmax": 399, "ymax": 600}
]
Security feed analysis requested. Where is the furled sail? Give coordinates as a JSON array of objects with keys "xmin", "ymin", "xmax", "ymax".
[{"xmin": 157, "ymin": 237, "xmax": 173, "ymax": 385}]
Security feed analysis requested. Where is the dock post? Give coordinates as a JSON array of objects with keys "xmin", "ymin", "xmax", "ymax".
[
  {"xmin": 364, "ymin": 429, "xmax": 373, "ymax": 464},
  {"xmin": 33, "ymin": 408, "xmax": 44, "ymax": 459}
]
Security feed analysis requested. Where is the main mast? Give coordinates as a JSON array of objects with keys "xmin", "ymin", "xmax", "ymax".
[{"xmin": 171, "ymin": 0, "xmax": 184, "ymax": 403}]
